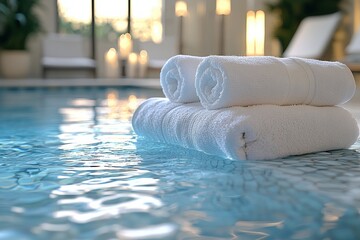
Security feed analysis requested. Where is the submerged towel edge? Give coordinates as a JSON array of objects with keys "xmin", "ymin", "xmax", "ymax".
[{"xmin": 133, "ymin": 97, "xmax": 359, "ymax": 161}]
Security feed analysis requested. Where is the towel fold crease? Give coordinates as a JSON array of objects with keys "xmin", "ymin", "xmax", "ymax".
[{"xmin": 160, "ymin": 55, "xmax": 203, "ymax": 103}]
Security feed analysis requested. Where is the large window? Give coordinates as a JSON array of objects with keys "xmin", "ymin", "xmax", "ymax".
[{"xmin": 57, "ymin": 0, "xmax": 163, "ymax": 42}]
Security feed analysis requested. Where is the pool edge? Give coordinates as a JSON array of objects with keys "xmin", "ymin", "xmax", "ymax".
[{"xmin": 0, "ymin": 78, "xmax": 161, "ymax": 89}]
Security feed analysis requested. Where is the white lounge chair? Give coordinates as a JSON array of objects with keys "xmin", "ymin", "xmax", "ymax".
[
  {"xmin": 283, "ymin": 12, "xmax": 342, "ymax": 59},
  {"xmin": 42, "ymin": 33, "xmax": 96, "ymax": 78},
  {"xmin": 342, "ymin": 26, "xmax": 360, "ymax": 73}
]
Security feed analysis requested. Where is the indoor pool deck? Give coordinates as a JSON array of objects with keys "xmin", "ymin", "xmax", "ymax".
[
  {"xmin": 0, "ymin": 78, "xmax": 161, "ymax": 89},
  {"xmin": 1, "ymin": 76, "xmax": 360, "ymax": 131},
  {"xmin": 1, "ymin": 77, "xmax": 360, "ymax": 123},
  {"xmin": 1, "ymin": 77, "xmax": 360, "ymax": 120}
]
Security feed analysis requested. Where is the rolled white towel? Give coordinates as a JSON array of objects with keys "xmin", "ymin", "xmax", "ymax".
[
  {"xmin": 195, "ymin": 56, "xmax": 356, "ymax": 109},
  {"xmin": 132, "ymin": 98, "xmax": 359, "ymax": 160},
  {"xmin": 160, "ymin": 55, "xmax": 204, "ymax": 103}
]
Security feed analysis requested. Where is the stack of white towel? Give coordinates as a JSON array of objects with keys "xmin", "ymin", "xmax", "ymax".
[{"xmin": 132, "ymin": 55, "xmax": 359, "ymax": 160}]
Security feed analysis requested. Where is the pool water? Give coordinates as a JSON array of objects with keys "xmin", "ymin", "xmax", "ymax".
[{"xmin": 1, "ymin": 87, "xmax": 360, "ymax": 240}]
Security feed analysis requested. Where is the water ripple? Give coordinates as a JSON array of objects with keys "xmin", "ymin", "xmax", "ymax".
[
  {"xmin": 2, "ymin": 88, "xmax": 360, "ymax": 239},
  {"xmin": 53, "ymin": 193, "xmax": 162, "ymax": 224},
  {"xmin": 116, "ymin": 223, "xmax": 177, "ymax": 239}
]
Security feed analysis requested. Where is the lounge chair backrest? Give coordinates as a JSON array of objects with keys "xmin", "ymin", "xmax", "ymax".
[{"xmin": 283, "ymin": 12, "xmax": 342, "ymax": 59}]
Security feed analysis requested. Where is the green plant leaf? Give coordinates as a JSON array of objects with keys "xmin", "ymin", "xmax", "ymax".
[
  {"xmin": 15, "ymin": 13, "xmax": 25, "ymax": 26},
  {"xmin": 0, "ymin": 0, "xmax": 42, "ymax": 50}
]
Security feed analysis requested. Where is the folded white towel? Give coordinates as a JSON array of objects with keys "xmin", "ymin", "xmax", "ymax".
[
  {"xmin": 160, "ymin": 55, "xmax": 204, "ymax": 103},
  {"xmin": 132, "ymin": 98, "xmax": 358, "ymax": 160},
  {"xmin": 195, "ymin": 56, "xmax": 356, "ymax": 109}
]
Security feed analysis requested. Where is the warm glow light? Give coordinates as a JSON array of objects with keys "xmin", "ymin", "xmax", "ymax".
[
  {"xmin": 118, "ymin": 33, "xmax": 133, "ymax": 59},
  {"xmin": 105, "ymin": 48, "xmax": 117, "ymax": 62},
  {"xmin": 104, "ymin": 48, "xmax": 119, "ymax": 78},
  {"xmin": 175, "ymin": 1, "xmax": 188, "ymax": 17},
  {"xmin": 138, "ymin": 50, "xmax": 148, "ymax": 65},
  {"xmin": 216, "ymin": 0, "xmax": 231, "ymax": 15},
  {"xmin": 138, "ymin": 50, "xmax": 149, "ymax": 78},
  {"xmin": 127, "ymin": 52, "xmax": 138, "ymax": 78},
  {"xmin": 107, "ymin": 91, "xmax": 119, "ymax": 108},
  {"xmin": 128, "ymin": 52, "xmax": 138, "ymax": 64},
  {"xmin": 128, "ymin": 95, "xmax": 138, "ymax": 112},
  {"xmin": 105, "ymin": 91, "xmax": 142, "ymax": 120},
  {"xmin": 255, "ymin": 10, "xmax": 265, "ymax": 56},
  {"xmin": 151, "ymin": 21, "xmax": 163, "ymax": 44},
  {"xmin": 246, "ymin": 11, "xmax": 256, "ymax": 56},
  {"xmin": 246, "ymin": 10, "xmax": 265, "ymax": 56}
]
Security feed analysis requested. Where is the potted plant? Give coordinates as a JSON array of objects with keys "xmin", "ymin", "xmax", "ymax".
[{"xmin": 0, "ymin": 0, "xmax": 42, "ymax": 78}]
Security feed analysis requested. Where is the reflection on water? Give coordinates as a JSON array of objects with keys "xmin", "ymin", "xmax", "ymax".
[
  {"xmin": 58, "ymin": 89, "xmax": 144, "ymax": 151},
  {"xmin": 52, "ymin": 89, "xmax": 171, "ymax": 237},
  {"xmin": 0, "ymin": 87, "xmax": 360, "ymax": 239},
  {"xmin": 104, "ymin": 90, "xmax": 142, "ymax": 120}
]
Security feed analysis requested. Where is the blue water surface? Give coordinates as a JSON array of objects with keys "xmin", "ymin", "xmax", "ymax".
[{"xmin": 1, "ymin": 87, "xmax": 360, "ymax": 240}]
